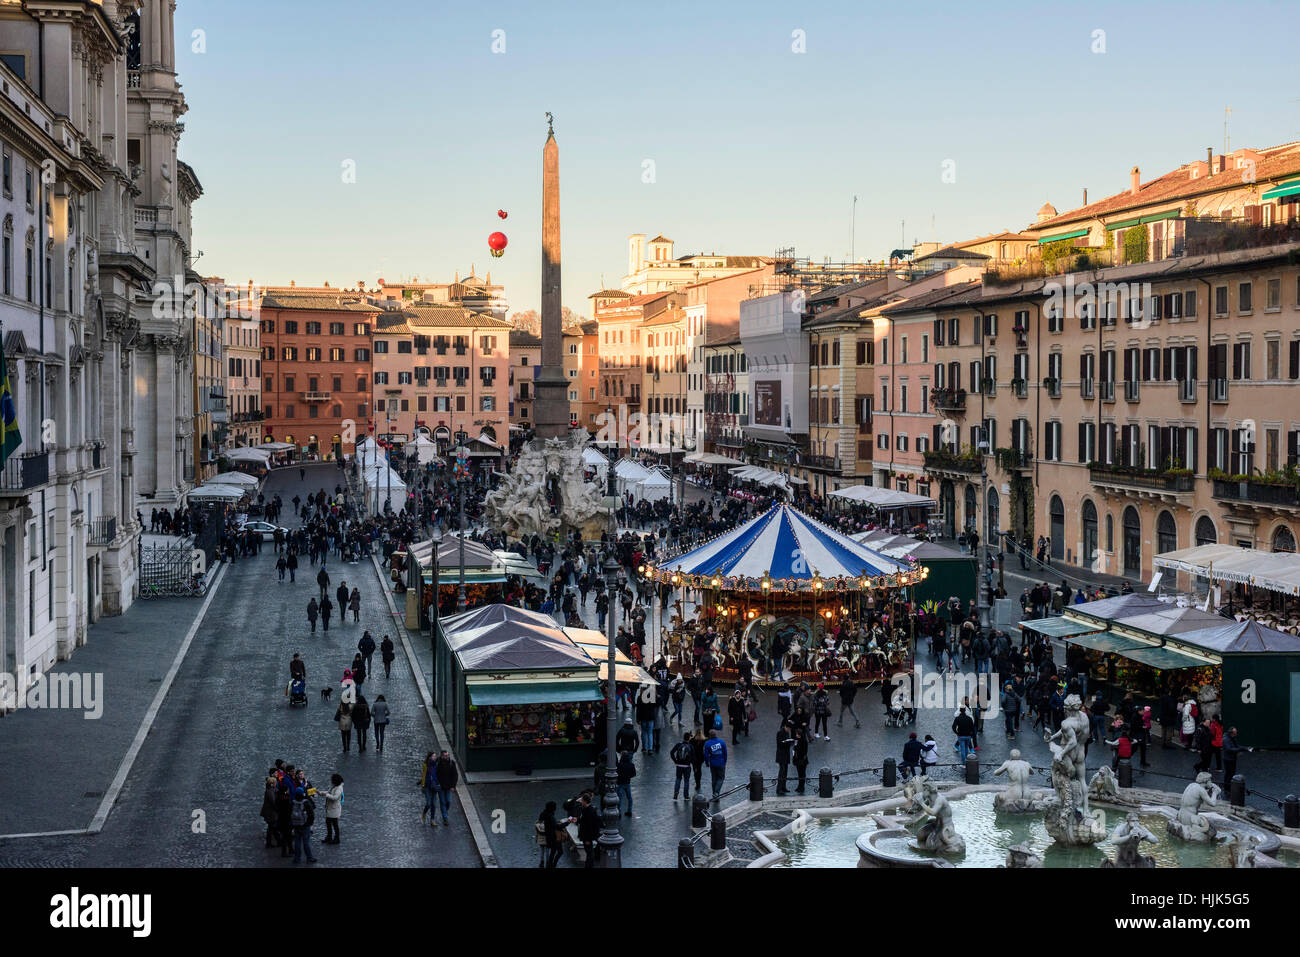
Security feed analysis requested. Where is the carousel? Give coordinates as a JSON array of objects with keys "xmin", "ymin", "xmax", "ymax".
[{"xmin": 643, "ymin": 504, "xmax": 929, "ymax": 686}]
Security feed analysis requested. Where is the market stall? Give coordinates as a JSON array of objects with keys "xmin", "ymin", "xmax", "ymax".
[
  {"xmin": 402, "ymin": 535, "xmax": 507, "ymax": 629},
  {"xmin": 435, "ymin": 606, "xmax": 604, "ymax": 773},
  {"xmin": 851, "ymin": 530, "xmax": 975, "ymax": 606},
  {"xmin": 645, "ymin": 503, "xmax": 927, "ymax": 686}
]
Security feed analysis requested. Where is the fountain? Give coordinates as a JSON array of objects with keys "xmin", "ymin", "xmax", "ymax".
[
  {"xmin": 1104, "ymin": 811, "xmax": 1158, "ymax": 868},
  {"xmin": 992, "ymin": 750, "xmax": 1049, "ymax": 813},
  {"xmin": 483, "ymin": 432, "xmax": 612, "ymax": 540},
  {"xmin": 1042, "ymin": 694, "xmax": 1107, "ymax": 846},
  {"xmin": 1166, "ymin": 772, "xmax": 1220, "ymax": 843}
]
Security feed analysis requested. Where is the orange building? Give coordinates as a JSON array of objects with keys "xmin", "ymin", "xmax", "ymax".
[{"xmin": 259, "ymin": 287, "xmax": 381, "ymax": 458}]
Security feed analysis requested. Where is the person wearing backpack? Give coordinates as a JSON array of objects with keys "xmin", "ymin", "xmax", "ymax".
[
  {"xmin": 670, "ymin": 732, "xmax": 694, "ymax": 799},
  {"xmin": 334, "ymin": 701, "xmax": 353, "ymax": 752},
  {"xmin": 669, "ymin": 675, "xmax": 686, "ymax": 725},
  {"xmin": 702, "ymin": 729, "xmax": 728, "ymax": 798},
  {"xmin": 615, "ymin": 750, "xmax": 637, "ymax": 817},
  {"xmin": 973, "ymin": 633, "xmax": 991, "ymax": 675},
  {"xmin": 812, "ymin": 683, "xmax": 831, "ymax": 740},
  {"xmin": 1000, "ymin": 682, "xmax": 1021, "ymax": 739},
  {"xmin": 290, "ymin": 787, "xmax": 318, "ymax": 864}
]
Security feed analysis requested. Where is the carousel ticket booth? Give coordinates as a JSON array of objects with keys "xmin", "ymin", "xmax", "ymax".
[{"xmin": 644, "ymin": 504, "xmax": 928, "ymax": 687}]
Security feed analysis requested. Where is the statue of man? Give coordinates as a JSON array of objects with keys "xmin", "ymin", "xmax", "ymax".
[
  {"xmin": 1110, "ymin": 811, "xmax": 1158, "ymax": 867},
  {"xmin": 993, "ymin": 748, "xmax": 1035, "ymax": 810},
  {"xmin": 1172, "ymin": 771, "xmax": 1220, "ymax": 841},
  {"xmin": 1047, "ymin": 693, "xmax": 1091, "ymax": 815},
  {"xmin": 913, "ymin": 779, "xmax": 963, "ymax": 853}
]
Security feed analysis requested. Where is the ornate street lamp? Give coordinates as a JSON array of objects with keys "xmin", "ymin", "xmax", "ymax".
[
  {"xmin": 454, "ymin": 427, "xmax": 468, "ymax": 613},
  {"xmin": 599, "ymin": 554, "xmax": 625, "ymax": 867}
]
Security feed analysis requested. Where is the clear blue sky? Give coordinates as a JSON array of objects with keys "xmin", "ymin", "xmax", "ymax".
[{"xmin": 177, "ymin": 0, "xmax": 1299, "ymax": 316}]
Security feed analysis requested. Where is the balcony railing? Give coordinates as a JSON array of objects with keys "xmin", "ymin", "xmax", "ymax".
[
  {"xmin": 1011, "ymin": 378, "xmax": 1028, "ymax": 399},
  {"xmin": 1080, "ymin": 378, "xmax": 1094, "ymax": 399},
  {"xmin": 923, "ymin": 449, "xmax": 981, "ymax": 473},
  {"xmin": 995, "ymin": 447, "xmax": 1033, "ymax": 471},
  {"xmin": 300, "ymin": 391, "xmax": 331, "ymax": 402},
  {"xmin": 1100, "ymin": 380, "xmax": 1115, "ymax": 402},
  {"xmin": 0, "ymin": 450, "xmax": 50, "ymax": 492},
  {"xmin": 90, "ymin": 441, "xmax": 104, "ymax": 470},
  {"xmin": 1179, "ymin": 379, "xmax": 1197, "ymax": 402},
  {"xmin": 89, "ymin": 516, "xmax": 117, "ymax": 545},
  {"xmin": 1089, "ymin": 464, "xmax": 1194, "ymax": 493},
  {"xmin": 1124, "ymin": 380, "xmax": 1140, "ymax": 402},
  {"xmin": 1212, "ymin": 478, "xmax": 1300, "ymax": 508},
  {"xmin": 1211, "ymin": 378, "xmax": 1228, "ymax": 403},
  {"xmin": 1042, "ymin": 377, "xmax": 1061, "ymax": 398},
  {"xmin": 804, "ymin": 455, "xmax": 841, "ymax": 472},
  {"xmin": 930, "ymin": 387, "xmax": 967, "ymax": 412}
]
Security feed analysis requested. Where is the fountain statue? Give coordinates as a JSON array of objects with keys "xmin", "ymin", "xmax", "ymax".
[
  {"xmin": 1002, "ymin": 842, "xmax": 1043, "ymax": 868},
  {"xmin": 1103, "ymin": 811, "xmax": 1158, "ymax": 868},
  {"xmin": 483, "ymin": 432, "xmax": 613, "ymax": 540},
  {"xmin": 993, "ymin": 749, "xmax": 1047, "ymax": 813},
  {"xmin": 1088, "ymin": 765, "xmax": 1120, "ymax": 801},
  {"xmin": 908, "ymin": 779, "xmax": 966, "ymax": 855},
  {"xmin": 1166, "ymin": 772, "xmax": 1220, "ymax": 843},
  {"xmin": 1230, "ymin": 835, "xmax": 1286, "ymax": 868},
  {"xmin": 1043, "ymin": 694, "xmax": 1107, "ymax": 845}
]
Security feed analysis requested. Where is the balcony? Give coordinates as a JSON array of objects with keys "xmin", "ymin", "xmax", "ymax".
[
  {"xmin": 1100, "ymin": 380, "xmax": 1115, "ymax": 402},
  {"xmin": 930, "ymin": 387, "xmax": 967, "ymax": 412},
  {"xmin": 89, "ymin": 516, "xmax": 117, "ymax": 546},
  {"xmin": 1179, "ymin": 379, "xmax": 1197, "ymax": 402},
  {"xmin": 1080, "ymin": 378, "xmax": 1094, "ymax": 399},
  {"xmin": 0, "ymin": 450, "xmax": 51, "ymax": 493},
  {"xmin": 923, "ymin": 449, "xmax": 982, "ymax": 475},
  {"xmin": 1042, "ymin": 376, "xmax": 1061, "ymax": 399},
  {"xmin": 804, "ymin": 454, "xmax": 842, "ymax": 472},
  {"xmin": 1211, "ymin": 378, "xmax": 1228, "ymax": 403},
  {"xmin": 1089, "ymin": 464, "xmax": 1195, "ymax": 497},
  {"xmin": 715, "ymin": 434, "xmax": 744, "ymax": 449},
  {"xmin": 1212, "ymin": 478, "xmax": 1300, "ymax": 510},
  {"xmin": 89, "ymin": 441, "xmax": 104, "ymax": 470},
  {"xmin": 994, "ymin": 447, "xmax": 1033, "ymax": 472},
  {"xmin": 300, "ymin": 391, "xmax": 332, "ymax": 402},
  {"xmin": 1011, "ymin": 378, "xmax": 1028, "ymax": 399},
  {"xmin": 1124, "ymin": 380, "xmax": 1140, "ymax": 402}
]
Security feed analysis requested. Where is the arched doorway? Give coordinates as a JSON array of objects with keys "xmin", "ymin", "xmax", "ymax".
[
  {"xmin": 964, "ymin": 485, "xmax": 977, "ymax": 534},
  {"xmin": 1082, "ymin": 499, "xmax": 1098, "ymax": 569},
  {"xmin": 1123, "ymin": 506, "xmax": 1141, "ymax": 576},
  {"xmin": 1272, "ymin": 525, "xmax": 1296, "ymax": 553},
  {"xmin": 1195, "ymin": 515, "xmax": 1217, "ymax": 546},
  {"xmin": 1157, "ymin": 510, "xmax": 1177, "ymax": 556},
  {"xmin": 986, "ymin": 487, "xmax": 1000, "ymax": 542},
  {"xmin": 940, "ymin": 480, "xmax": 956, "ymax": 538},
  {"xmin": 1049, "ymin": 495, "xmax": 1065, "ymax": 560},
  {"xmin": 479, "ymin": 425, "xmax": 497, "ymax": 443}
]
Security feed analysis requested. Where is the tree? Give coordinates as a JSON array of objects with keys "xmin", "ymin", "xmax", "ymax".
[{"xmin": 510, "ymin": 309, "xmax": 539, "ymax": 334}]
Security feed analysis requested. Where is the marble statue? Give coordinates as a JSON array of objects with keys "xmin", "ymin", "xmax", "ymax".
[
  {"xmin": 1088, "ymin": 765, "xmax": 1120, "ymax": 801},
  {"xmin": 1003, "ymin": 842, "xmax": 1043, "ymax": 868},
  {"xmin": 1104, "ymin": 811, "xmax": 1158, "ymax": 868},
  {"xmin": 1230, "ymin": 835, "xmax": 1285, "ymax": 868},
  {"xmin": 1166, "ymin": 772, "xmax": 1220, "ymax": 843},
  {"xmin": 1043, "ymin": 694, "xmax": 1107, "ymax": 845},
  {"xmin": 993, "ymin": 749, "xmax": 1046, "ymax": 813},
  {"xmin": 484, "ymin": 432, "xmax": 613, "ymax": 540},
  {"xmin": 908, "ymin": 779, "xmax": 966, "ymax": 855}
]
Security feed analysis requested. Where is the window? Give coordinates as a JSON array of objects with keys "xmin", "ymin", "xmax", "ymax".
[
  {"xmin": 284, "ymin": 320, "xmax": 299, "ymax": 334},
  {"xmin": 1214, "ymin": 285, "xmax": 1228, "ymax": 317},
  {"xmin": 24, "ymin": 167, "xmax": 32, "ymax": 209},
  {"xmin": 480, "ymin": 335, "xmax": 497, "ymax": 355},
  {"xmin": 330, "ymin": 347, "xmax": 344, "ymax": 361},
  {"xmin": 481, "ymin": 395, "xmax": 495, "ymax": 412},
  {"xmin": 374, "ymin": 371, "xmax": 389, "ymax": 384},
  {"xmin": 353, "ymin": 323, "xmax": 368, "ymax": 336},
  {"xmin": 24, "ymin": 243, "xmax": 32, "ymax": 301},
  {"xmin": 397, "ymin": 371, "xmax": 412, "ymax": 385},
  {"xmin": 1232, "ymin": 341, "xmax": 1251, "ymax": 380},
  {"xmin": 332, "ymin": 376, "xmax": 343, "ymax": 392},
  {"xmin": 921, "ymin": 334, "xmax": 929, "ymax": 362},
  {"xmin": 305, "ymin": 347, "xmax": 321, "ymax": 362},
  {"xmin": 354, "ymin": 348, "xmax": 370, "ymax": 361},
  {"xmin": 1, "ymin": 149, "xmax": 9, "ymax": 195},
  {"xmin": 2, "ymin": 234, "xmax": 9, "ymax": 296},
  {"xmin": 1157, "ymin": 511, "xmax": 1177, "ymax": 555},
  {"xmin": 397, "ymin": 340, "xmax": 412, "ymax": 354},
  {"xmin": 1267, "ymin": 339, "xmax": 1280, "ymax": 380},
  {"xmin": 1239, "ymin": 281, "xmax": 1253, "ymax": 313},
  {"xmin": 305, "ymin": 322, "xmax": 321, "ymax": 335},
  {"xmin": 1267, "ymin": 278, "xmax": 1281, "ymax": 311},
  {"xmin": 281, "ymin": 346, "xmax": 297, "ymax": 361},
  {"xmin": 285, "ymin": 404, "xmax": 295, "ymax": 419},
  {"xmin": 330, "ymin": 322, "xmax": 344, "ymax": 335},
  {"xmin": 373, "ymin": 340, "xmax": 389, "ymax": 354}
]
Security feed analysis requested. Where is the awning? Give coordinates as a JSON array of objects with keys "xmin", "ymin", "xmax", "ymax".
[
  {"xmin": 1018, "ymin": 616, "xmax": 1102, "ymax": 638},
  {"xmin": 1105, "ymin": 209, "xmax": 1182, "ymax": 230},
  {"xmin": 1121, "ymin": 644, "xmax": 1210, "ymax": 672},
  {"xmin": 1061, "ymin": 632, "xmax": 1150, "ymax": 655},
  {"xmin": 1037, "ymin": 229, "xmax": 1088, "ymax": 244},
  {"xmin": 597, "ymin": 661, "xmax": 656, "ymax": 685},
  {"xmin": 423, "ymin": 569, "xmax": 506, "ymax": 585},
  {"xmin": 467, "ymin": 681, "xmax": 602, "ymax": 706},
  {"xmin": 1262, "ymin": 179, "xmax": 1300, "ymax": 200}
]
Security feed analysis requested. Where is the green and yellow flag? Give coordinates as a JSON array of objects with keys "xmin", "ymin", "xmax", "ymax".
[{"xmin": 0, "ymin": 333, "xmax": 21, "ymax": 469}]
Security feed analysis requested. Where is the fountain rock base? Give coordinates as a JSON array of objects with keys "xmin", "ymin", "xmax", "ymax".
[{"xmin": 1043, "ymin": 801, "xmax": 1107, "ymax": 846}]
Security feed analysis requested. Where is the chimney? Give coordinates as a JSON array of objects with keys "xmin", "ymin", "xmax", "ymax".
[
  {"xmin": 1207, "ymin": 147, "xmax": 1214, "ymax": 176},
  {"xmin": 1130, "ymin": 166, "xmax": 1140, "ymax": 195},
  {"xmin": 1082, "ymin": 187, "xmax": 1088, "ymax": 206}
]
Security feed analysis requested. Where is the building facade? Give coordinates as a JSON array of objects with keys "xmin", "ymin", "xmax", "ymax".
[
  {"xmin": 508, "ymin": 329, "xmax": 540, "ymax": 429},
  {"xmin": 222, "ymin": 283, "xmax": 262, "ymax": 448},
  {"xmin": 622, "ymin": 233, "xmax": 770, "ymax": 295}
]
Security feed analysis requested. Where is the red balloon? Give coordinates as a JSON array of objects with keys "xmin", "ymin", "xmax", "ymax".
[
  {"xmin": 497, "ymin": 209, "xmax": 508, "ymax": 219},
  {"xmin": 488, "ymin": 231, "xmax": 508, "ymax": 255}
]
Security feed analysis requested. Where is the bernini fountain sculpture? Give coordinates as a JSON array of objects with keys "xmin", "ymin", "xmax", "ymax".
[{"xmin": 1043, "ymin": 694, "xmax": 1107, "ymax": 845}]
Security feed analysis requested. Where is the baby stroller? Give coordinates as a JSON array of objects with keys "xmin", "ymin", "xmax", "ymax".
[
  {"xmin": 884, "ymin": 686, "xmax": 915, "ymax": 728},
  {"xmin": 287, "ymin": 677, "xmax": 308, "ymax": 707}
]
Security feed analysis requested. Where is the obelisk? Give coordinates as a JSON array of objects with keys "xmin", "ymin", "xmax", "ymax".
[{"xmin": 533, "ymin": 112, "xmax": 570, "ymax": 439}]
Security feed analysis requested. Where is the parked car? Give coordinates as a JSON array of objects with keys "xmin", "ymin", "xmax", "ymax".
[{"xmin": 238, "ymin": 520, "xmax": 288, "ymax": 541}]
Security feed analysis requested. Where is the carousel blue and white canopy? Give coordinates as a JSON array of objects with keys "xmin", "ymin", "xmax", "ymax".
[{"xmin": 649, "ymin": 504, "xmax": 920, "ymax": 590}]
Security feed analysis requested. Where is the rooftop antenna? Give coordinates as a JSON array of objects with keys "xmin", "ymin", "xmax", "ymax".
[
  {"xmin": 850, "ymin": 194, "xmax": 858, "ymax": 264},
  {"xmin": 1224, "ymin": 105, "xmax": 1232, "ymax": 156}
]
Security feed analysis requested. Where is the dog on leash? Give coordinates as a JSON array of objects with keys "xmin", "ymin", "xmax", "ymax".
[{"xmin": 320, "ymin": 687, "xmax": 333, "ymax": 702}]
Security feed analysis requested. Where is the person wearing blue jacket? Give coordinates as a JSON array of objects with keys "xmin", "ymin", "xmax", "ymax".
[{"xmin": 702, "ymin": 729, "xmax": 728, "ymax": 798}]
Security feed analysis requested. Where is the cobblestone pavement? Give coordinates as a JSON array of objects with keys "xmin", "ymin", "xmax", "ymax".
[{"xmin": 0, "ymin": 463, "xmax": 479, "ymax": 867}]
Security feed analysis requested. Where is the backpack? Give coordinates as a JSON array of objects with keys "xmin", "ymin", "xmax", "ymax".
[
  {"xmin": 291, "ymin": 797, "xmax": 308, "ymax": 828},
  {"xmin": 670, "ymin": 741, "xmax": 692, "ymax": 766}
]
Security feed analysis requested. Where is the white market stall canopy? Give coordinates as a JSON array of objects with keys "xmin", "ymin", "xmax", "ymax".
[
  {"xmin": 225, "ymin": 447, "xmax": 271, "ymax": 463},
  {"xmin": 727, "ymin": 464, "xmax": 804, "ymax": 494},
  {"xmin": 189, "ymin": 483, "xmax": 249, "ymax": 500},
  {"xmin": 362, "ymin": 464, "xmax": 407, "ymax": 491},
  {"xmin": 635, "ymin": 470, "xmax": 674, "ymax": 503},
  {"xmin": 404, "ymin": 434, "xmax": 441, "ymax": 464},
  {"xmin": 684, "ymin": 451, "xmax": 741, "ymax": 466},
  {"xmin": 1154, "ymin": 544, "xmax": 1300, "ymax": 597},
  {"xmin": 209, "ymin": 471, "xmax": 259, "ymax": 486},
  {"xmin": 256, "ymin": 442, "xmax": 295, "ymax": 452},
  {"xmin": 582, "ymin": 447, "xmax": 609, "ymax": 468},
  {"xmin": 830, "ymin": 485, "xmax": 937, "ymax": 509}
]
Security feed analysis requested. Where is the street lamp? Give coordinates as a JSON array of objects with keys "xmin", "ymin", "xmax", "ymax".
[
  {"xmin": 454, "ymin": 427, "xmax": 468, "ymax": 613},
  {"xmin": 599, "ymin": 553, "xmax": 625, "ymax": 867}
]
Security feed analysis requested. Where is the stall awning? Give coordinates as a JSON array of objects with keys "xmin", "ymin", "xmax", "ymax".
[
  {"xmin": 1037, "ymin": 229, "xmax": 1088, "ymax": 244},
  {"xmin": 1018, "ymin": 617, "xmax": 1102, "ymax": 638},
  {"xmin": 1062, "ymin": 632, "xmax": 1150, "ymax": 655},
  {"xmin": 1262, "ymin": 179, "xmax": 1300, "ymax": 200},
  {"xmin": 423, "ymin": 570, "xmax": 506, "ymax": 584},
  {"xmin": 467, "ymin": 681, "xmax": 602, "ymax": 706},
  {"xmin": 1121, "ymin": 644, "xmax": 1211, "ymax": 672}
]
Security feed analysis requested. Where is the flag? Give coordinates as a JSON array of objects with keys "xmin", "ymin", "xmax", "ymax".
[{"xmin": 0, "ymin": 334, "xmax": 21, "ymax": 469}]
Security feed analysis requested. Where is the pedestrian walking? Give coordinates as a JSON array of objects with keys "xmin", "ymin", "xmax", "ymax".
[
  {"xmin": 952, "ymin": 707, "xmax": 975, "ymax": 764},
  {"xmin": 1222, "ymin": 726, "xmax": 1249, "ymax": 789},
  {"xmin": 317, "ymin": 566, "xmax": 330, "ymax": 602},
  {"xmin": 358, "ymin": 630, "xmax": 376, "ymax": 675},
  {"xmin": 434, "ymin": 750, "xmax": 457, "ymax": 825},
  {"xmin": 420, "ymin": 752, "xmax": 440, "ymax": 825},
  {"xmin": 837, "ymin": 674, "xmax": 860, "ymax": 729},
  {"xmin": 812, "ymin": 683, "xmax": 831, "ymax": 739},
  {"xmin": 615, "ymin": 750, "xmax": 636, "ymax": 816},
  {"xmin": 728, "ymin": 687, "xmax": 747, "ymax": 745},
  {"xmin": 307, "ymin": 598, "xmax": 319, "ymax": 634},
  {"xmin": 334, "ymin": 701, "xmax": 353, "ymax": 752},
  {"xmin": 703, "ymin": 728, "xmax": 727, "ymax": 799},
  {"xmin": 537, "ymin": 801, "xmax": 565, "ymax": 868},
  {"xmin": 380, "ymin": 634, "xmax": 396, "ymax": 678},
  {"xmin": 352, "ymin": 694, "xmax": 372, "ymax": 752},
  {"xmin": 775, "ymin": 721, "xmax": 794, "ymax": 795},
  {"xmin": 670, "ymin": 732, "xmax": 694, "ymax": 799},
  {"xmin": 371, "ymin": 695, "xmax": 390, "ymax": 752},
  {"xmin": 351, "ymin": 653, "xmax": 366, "ymax": 687},
  {"xmin": 277, "ymin": 555, "xmax": 287, "ymax": 582},
  {"xmin": 322, "ymin": 774, "xmax": 344, "ymax": 844},
  {"xmin": 689, "ymin": 727, "xmax": 706, "ymax": 792},
  {"xmin": 349, "ymin": 587, "xmax": 361, "ymax": 623}
]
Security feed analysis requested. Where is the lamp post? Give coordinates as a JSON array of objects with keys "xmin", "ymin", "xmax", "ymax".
[
  {"xmin": 599, "ymin": 554, "xmax": 625, "ymax": 867},
  {"xmin": 454, "ymin": 427, "xmax": 468, "ymax": 613},
  {"xmin": 974, "ymin": 312, "xmax": 990, "ymax": 634}
]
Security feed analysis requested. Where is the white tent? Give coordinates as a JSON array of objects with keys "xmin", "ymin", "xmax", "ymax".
[
  {"xmin": 634, "ymin": 471, "xmax": 674, "ymax": 504},
  {"xmin": 684, "ymin": 451, "xmax": 740, "ymax": 466},
  {"xmin": 613, "ymin": 458, "xmax": 651, "ymax": 496},
  {"xmin": 830, "ymin": 485, "xmax": 938, "ymax": 509},
  {"xmin": 728, "ymin": 464, "xmax": 797, "ymax": 496},
  {"xmin": 404, "ymin": 434, "xmax": 440, "ymax": 465},
  {"xmin": 361, "ymin": 464, "xmax": 407, "ymax": 514},
  {"xmin": 256, "ymin": 442, "xmax": 294, "ymax": 452},
  {"xmin": 1154, "ymin": 544, "xmax": 1300, "ymax": 597},
  {"xmin": 189, "ymin": 483, "xmax": 249, "ymax": 500},
  {"xmin": 226, "ymin": 447, "xmax": 270, "ymax": 463}
]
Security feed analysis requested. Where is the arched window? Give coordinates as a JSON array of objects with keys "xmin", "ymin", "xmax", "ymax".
[
  {"xmin": 480, "ymin": 425, "xmax": 497, "ymax": 442},
  {"xmin": 964, "ymin": 484, "xmax": 976, "ymax": 532},
  {"xmin": 1049, "ymin": 495, "xmax": 1065, "ymax": 560},
  {"xmin": 1157, "ymin": 510, "xmax": 1177, "ymax": 555},
  {"xmin": 1195, "ymin": 516, "xmax": 1217, "ymax": 546},
  {"xmin": 1123, "ymin": 506, "xmax": 1141, "ymax": 575},
  {"xmin": 1105, "ymin": 514, "xmax": 1114, "ymax": 552},
  {"xmin": 1082, "ymin": 500, "xmax": 1098, "ymax": 567},
  {"xmin": 1272, "ymin": 526, "xmax": 1296, "ymax": 553},
  {"xmin": 986, "ymin": 487, "xmax": 1000, "ymax": 541}
]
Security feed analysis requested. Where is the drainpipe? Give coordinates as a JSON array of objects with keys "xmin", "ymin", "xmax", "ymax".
[
  {"xmin": 1034, "ymin": 297, "xmax": 1042, "ymax": 489},
  {"xmin": 1199, "ymin": 277, "xmax": 1213, "ymax": 471},
  {"xmin": 39, "ymin": 168, "xmax": 46, "ymax": 571}
]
